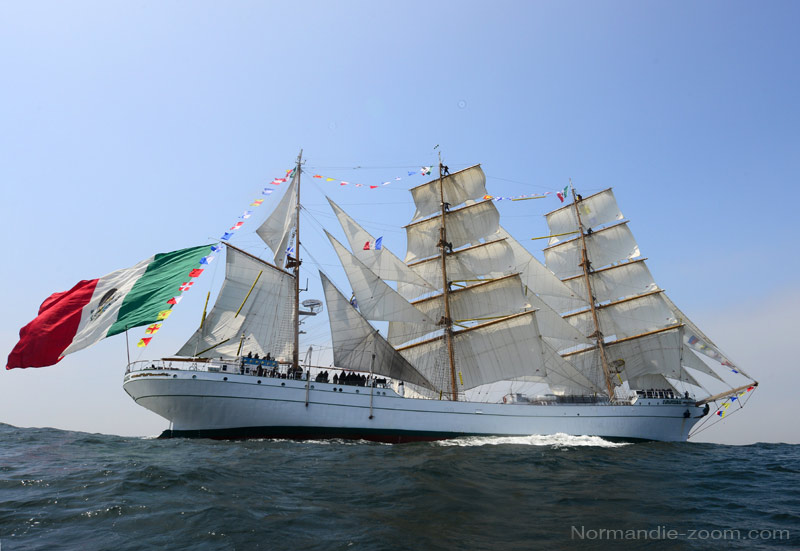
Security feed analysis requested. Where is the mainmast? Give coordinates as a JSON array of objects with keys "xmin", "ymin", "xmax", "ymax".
[
  {"xmin": 437, "ymin": 156, "xmax": 459, "ymax": 401},
  {"xmin": 571, "ymin": 187, "xmax": 616, "ymax": 399},
  {"xmin": 290, "ymin": 149, "xmax": 303, "ymax": 371}
]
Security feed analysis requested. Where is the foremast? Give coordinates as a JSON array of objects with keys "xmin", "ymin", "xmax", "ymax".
[
  {"xmin": 571, "ymin": 188, "xmax": 616, "ymax": 399},
  {"xmin": 436, "ymin": 158, "xmax": 459, "ymax": 401}
]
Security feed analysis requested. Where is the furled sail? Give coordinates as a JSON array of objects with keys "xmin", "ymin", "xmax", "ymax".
[
  {"xmin": 543, "ymin": 222, "xmax": 641, "ymax": 279},
  {"xmin": 409, "ymin": 165, "xmax": 487, "ymax": 221},
  {"xmin": 405, "ymin": 200, "xmax": 500, "ymax": 263},
  {"xmin": 325, "ymin": 231, "xmax": 436, "ymax": 327},
  {"xmin": 177, "ymin": 246, "xmax": 295, "ymax": 361},
  {"xmin": 327, "ymin": 197, "xmax": 434, "ymax": 291},
  {"xmin": 320, "ymin": 272, "xmax": 435, "ymax": 390},
  {"xmin": 256, "ymin": 174, "xmax": 298, "ymax": 269},
  {"xmin": 545, "ymin": 188, "xmax": 624, "ymax": 244}
]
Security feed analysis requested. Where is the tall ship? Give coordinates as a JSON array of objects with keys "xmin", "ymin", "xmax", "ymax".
[{"xmin": 114, "ymin": 152, "xmax": 757, "ymax": 442}]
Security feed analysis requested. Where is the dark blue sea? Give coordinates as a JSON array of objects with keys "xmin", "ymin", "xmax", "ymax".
[{"xmin": 0, "ymin": 423, "xmax": 797, "ymax": 551}]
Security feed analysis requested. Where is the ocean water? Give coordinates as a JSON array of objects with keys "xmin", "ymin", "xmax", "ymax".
[{"xmin": 0, "ymin": 424, "xmax": 797, "ymax": 551}]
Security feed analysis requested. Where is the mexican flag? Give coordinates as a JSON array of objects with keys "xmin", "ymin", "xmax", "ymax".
[{"xmin": 7, "ymin": 244, "xmax": 212, "ymax": 369}]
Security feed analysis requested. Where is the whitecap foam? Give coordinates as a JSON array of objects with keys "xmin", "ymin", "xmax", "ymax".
[{"xmin": 435, "ymin": 433, "xmax": 630, "ymax": 448}]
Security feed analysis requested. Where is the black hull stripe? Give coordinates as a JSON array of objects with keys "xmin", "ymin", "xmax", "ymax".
[{"xmin": 158, "ymin": 425, "xmax": 654, "ymax": 444}]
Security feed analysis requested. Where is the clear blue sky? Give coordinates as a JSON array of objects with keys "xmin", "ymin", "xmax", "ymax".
[{"xmin": 1, "ymin": 1, "xmax": 797, "ymax": 444}]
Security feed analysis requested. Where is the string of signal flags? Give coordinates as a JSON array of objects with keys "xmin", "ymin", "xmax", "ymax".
[{"xmin": 268, "ymin": 165, "xmax": 576, "ymax": 204}]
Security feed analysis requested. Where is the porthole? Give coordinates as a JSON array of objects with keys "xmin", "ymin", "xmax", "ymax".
[
  {"xmin": 311, "ymin": 385, "xmax": 315, "ymax": 389},
  {"xmin": 257, "ymin": 380, "xmax": 262, "ymax": 384},
  {"xmin": 356, "ymin": 390, "xmax": 360, "ymax": 394},
  {"xmin": 281, "ymin": 382, "xmax": 286, "ymax": 387},
  {"xmin": 223, "ymin": 377, "xmax": 228, "ymax": 381},
  {"xmin": 173, "ymin": 375, "xmax": 177, "ymax": 379},
  {"xmin": 192, "ymin": 375, "xmax": 197, "ymax": 379},
  {"xmin": 339, "ymin": 388, "xmax": 343, "ymax": 392}
]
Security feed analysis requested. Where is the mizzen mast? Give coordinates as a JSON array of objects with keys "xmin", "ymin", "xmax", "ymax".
[{"xmin": 571, "ymin": 187, "xmax": 616, "ymax": 399}]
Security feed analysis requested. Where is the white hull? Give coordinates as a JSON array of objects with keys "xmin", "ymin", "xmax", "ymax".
[{"xmin": 124, "ymin": 369, "xmax": 708, "ymax": 442}]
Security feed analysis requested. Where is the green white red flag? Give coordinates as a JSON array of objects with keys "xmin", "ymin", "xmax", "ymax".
[{"xmin": 7, "ymin": 244, "xmax": 212, "ymax": 369}]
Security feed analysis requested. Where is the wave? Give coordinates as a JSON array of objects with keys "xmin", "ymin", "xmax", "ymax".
[{"xmin": 435, "ymin": 432, "xmax": 630, "ymax": 448}]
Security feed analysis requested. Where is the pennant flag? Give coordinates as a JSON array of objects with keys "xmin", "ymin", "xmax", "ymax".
[
  {"xmin": 369, "ymin": 185, "xmax": 379, "ymax": 189},
  {"xmin": 188, "ymin": 268, "xmax": 204, "ymax": 278},
  {"xmin": 220, "ymin": 232, "xmax": 234, "ymax": 241},
  {"xmin": 326, "ymin": 178, "xmax": 335, "ymax": 182},
  {"xmin": 7, "ymin": 244, "xmax": 211, "ymax": 369},
  {"xmin": 230, "ymin": 222, "xmax": 244, "ymax": 231},
  {"xmin": 747, "ymin": 386, "xmax": 755, "ymax": 391},
  {"xmin": 483, "ymin": 195, "xmax": 493, "ymax": 200},
  {"xmin": 145, "ymin": 323, "xmax": 162, "ymax": 335},
  {"xmin": 421, "ymin": 166, "xmax": 432, "ymax": 176},
  {"xmin": 313, "ymin": 175, "xmax": 322, "ymax": 179},
  {"xmin": 556, "ymin": 185, "xmax": 570, "ymax": 203},
  {"xmin": 137, "ymin": 337, "xmax": 152, "ymax": 348},
  {"xmin": 354, "ymin": 183, "xmax": 363, "ymax": 187},
  {"xmin": 340, "ymin": 182, "xmax": 349, "ymax": 186},
  {"xmin": 262, "ymin": 189, "xmax": 274, "ymax": 195},
  {"xmin": 287, "ymin": 168, "xmax": 296, "ymax": 178},
  {"xmin": 211, "ymin": 245, "xmax": 223, "ymax": 252},
  {"xmin": 271, "ymin": 179, "xmax": 286, "ymax": 185},
  {"xmin": 166, "ymin": 296, "xmax": 182, "ymax": 305},
  {"xmin": 408, "ymin": 171, "xmax": 415, "ymax": 176},
  {"xmin": 179, "ymin": 282, "xmax": 194, "ymax": 292},
  {"xmin": 250, "ymin": 199, "xmax": 264, "ymax": 206},
  {"xmin": 200, "ymin": 256, "xmax": 214, "ymax": 265},
  {"xmin": 395, "ymin": 177, "xmax": 402, "ymax": 181},
  {"xmin": 157, "ymin": 309, "xmax": 173, "ymax": 321},
  {"xmin": 363, "ymin": 241, "xmax": 371, "ymax": 250},
  {"xmin": 374, "ymin": 237, "xmax": 383, "ymax": 250},
  {"xmin": 240, "ymin": 211, "xmax": 253, "ymax": 219}
]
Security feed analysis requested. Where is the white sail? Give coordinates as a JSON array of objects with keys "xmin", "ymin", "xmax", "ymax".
[
  {"xmin": 397, "ymin": 311, "xmax": 597, "ymax": 392},
  {"xmin": 543, "ymin": 222, "xmax": 641, "ymax": 279},
  {"xmin": 256, "ymin": 175, "xmax": 298, "ymax": 269},
  {"xmin": 409, "ymin": 165, "xmax": 488, "ymax": 221},
  {"xmin": 177, "ymin": 246, "xmax": 295, "ymax": 361},
  {"xmin": 564, "ymin": 291, "xmax": 677, "ymax": 340},
  {"xmin": 325, "ymin": 231, "xmax": 436, "ymax": 327},
  {"xmin": 402, "ymin": 239, "xmax": 516, "ymax": 293},
  {"xmin": 562, "ymin": 259, "xmax": 658, "ymax": 304},
  {"xmin": 566, "ymin": 328, "xmax": 702, "ymax": 388},
  {"xmin": 320, "ymin": 272, "xmax": 435, "ymax": 390},
  {"xmin": 494, "ymin": 227, "xmax": 587, "ymax": 314},
  {"xmin": 405, "ymin": 200, "xmax": 500, "ymax": 263},
  {"xmin": 327, "ymin": 197, "xmax": 434, "ymax": 291},
  {"xmin": 661, "ymin": 294, "xmax": 746, "ymax": 377},
  {"xmin": 545, "ymin": 189, "xmax": 624, "ymax": 244},
  {"xmin": 388, "ymin": 274, "xmax": 530, "ymax": 346}
]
